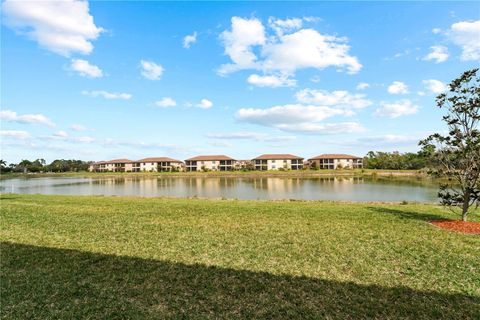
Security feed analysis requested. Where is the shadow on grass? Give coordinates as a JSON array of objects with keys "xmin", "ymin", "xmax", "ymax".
[
  {"xmin": 366, "ymin": 206, "xmax": 450, "ymax": 222},
  {"xmin": 1, "ymin": 242, "xmax": 478, "ymax": 319},
  {"xmin": 0, "ymin": 195, "xmax": 20, "ymax": 200}
]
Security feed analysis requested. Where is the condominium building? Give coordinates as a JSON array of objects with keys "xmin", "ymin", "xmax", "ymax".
[
  {"xmin": 132, "ymin": 157, "xmax": 183, "ymax": 172},
  {"xmin": 252, "ymin": 154, "xmax": 304, "ymax": 170},
  {"xmin": 89, "ymin": 159, "xmax": 133, "ymax": 172},
  {"xmin": 308, "ymin": 154, "xmax": 363, "ymax": 169},
  {"xmin": 184, "ymin": 155, "xmax": 235, "ymax": 171},
  {"xmin": 88, "ymin": 152, "xmax": 363, "ymax": 172}
]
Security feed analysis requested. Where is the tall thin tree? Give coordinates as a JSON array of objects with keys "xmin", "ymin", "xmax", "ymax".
[{"xmin": 420, "ymin": 69, "xmax": 480, "ymax": 222}]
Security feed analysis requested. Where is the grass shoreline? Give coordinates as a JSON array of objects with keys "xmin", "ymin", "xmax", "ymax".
[{"xmin": 1, "ymin": 194, "xmax": 479, "ymax": 318}]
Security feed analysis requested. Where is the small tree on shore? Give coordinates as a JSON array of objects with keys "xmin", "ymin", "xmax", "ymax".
[{"xmin": 420, "ymin": 68, "xmax": 480, "ymax": 222}]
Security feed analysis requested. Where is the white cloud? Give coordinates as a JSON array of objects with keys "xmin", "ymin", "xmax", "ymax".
[
  {"xmin": 295, "ymin": 89, "xmax": 372, "ymax": 109},
  {"xmin": 268, "ymin": 17, "xmax": 303, "ymax": 36},
  {"xmin": 82, "ymin": 90, "xmax": 132, "ymax": 100},
  {"xmin": 417, "ymin": 91, "xmax": 426, "ymax": 96},
  {"xmin": 236, "ymin": 104, "xmax": 347, "ymax": 125},
  {"xmin": 0, "ymin": 130, "xmax": 30, "ymax": 140},
  {"xmin": 422, "ymin": 79, "xmax": 447, "ymax": 94},
  {"xmin": 70, "ymin": 124, "xmax": 88, "ymax": 131},
  {"xmin": 74, "ymin": 136, "xmax": 95, "ymax": 143},
  {"xmin": 0, "ymin": 110, "xmax": 55, "ymax": 127},
  {"xmin": 183, "ymin": 31, "xmax": 197, "ymax": 49},
  {"xmin": 374, "ymin": 100, "xmax": 419, "ymax": 118},
  {"xmin": 274, "ymin": 122, "xmax": 365, "ymax": 134},
  {"xmin": 235, "ymin": 104, "xmax": 363, "ymax": 134},
  {"xmin": 448, "ymin": 20, "xmax": 480, "ymax": 61},
  {"xmin": 247, "ymin": 73, "xmax": 296, "ymax": 87},
  {"xmin": 70, "ymin": 59, "xmax": 103, "ymax": 78},
  {"xmin": 155, "ymin": 97, "xmax": 177, "ymax": 108},
  {"xmin": 387, "ymin": 81, "xmax": 409, "ymax": 94},
  {"xmin": 1, "ymin": 0, "xmax": 103, "ymax": 56},
  {"xmin": 218, "ymin": 16, "xmax": 361, "ymax": 76},
  {"xmin": 235, "ymin": 86, "xmax": 373, "ymax": 135},
  {"xmin": 53, "ymin": 130, "xmax": 68, "ymax": 138},
  {"xmin": 207, "ymin": 132, "xmax": 296, "ymax": 142},
  {"xmin": 196, "ymin": 99, "xmax": 213, "ymax": 109},
  {"xmin": 219, "ymin": 17, "xmax": 266, "ymax": 74},
  {"xmin": 140, "ymin": 60, "xmax": 164, "ymax": 80},
  {"xmin": 262, "ymin": 29, "xmax": 361, "ymax": 74},
  {"xmin": 303, "ymin": 16, "xmax": 321, "ymax": 23},
  {"xmin": 423, "ymin": 46, "xmax": 449, "ymax": 63},
  {"xmin": 432, "ymin": 28, "xmax": 442, "ymax": 34},
  {"xmin": 208, "ymin": 141, "xmax": 232, "ymax": 147},
  {"xmin": 356, "ymin": 82, "xmax": 370, "ymax": 90}
]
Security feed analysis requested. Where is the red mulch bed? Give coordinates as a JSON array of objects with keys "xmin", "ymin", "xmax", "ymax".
[{"xmin": 429, "ymin": 220, "xmax": 480, "ymax": 235}]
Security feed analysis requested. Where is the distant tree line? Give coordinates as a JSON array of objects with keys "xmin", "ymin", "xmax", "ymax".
[
  {"xmin": 0, "ymin": 159, "xmax": 92, "ymax": 173},
  {"xmin": 362, "ymin": 150, "xmax": 432, "ymax": 170},
  {"xmin": 2, "ymin": 152, "xmax": 434, "ymax": 174}
]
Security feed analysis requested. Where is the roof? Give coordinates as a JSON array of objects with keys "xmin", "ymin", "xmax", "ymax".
[
  {"xmin": 136, "ymin": 157, "xmax": 182, "ymax": 163},
  {"xmin": 185, "ymin": 155, "xmax": 235, "ymax": 161},
  {"xmin": 308, "ymin": 154, "xmax": 362, "ymax": 160},
  {"xmin": 252, "ymin": 154, "xmax": 304, "ymax": 160},
  {"xmin": 94, "ymin": 159, "xmax": 133, "ymax": 164}
]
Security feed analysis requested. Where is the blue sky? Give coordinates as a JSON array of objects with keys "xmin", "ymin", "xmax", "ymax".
[{"xmin": 1, "ymin": 1, "xmax": 479, "ymax": 163}]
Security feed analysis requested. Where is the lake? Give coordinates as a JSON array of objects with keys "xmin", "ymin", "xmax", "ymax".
[{"xmin": 0, "ymin": 176, "xmax": 439, "ymax": 202}]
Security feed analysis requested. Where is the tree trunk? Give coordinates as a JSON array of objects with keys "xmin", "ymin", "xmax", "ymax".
[{"xmin": 462, "ymin": 193, "xmax": 470, "ymax": 222}]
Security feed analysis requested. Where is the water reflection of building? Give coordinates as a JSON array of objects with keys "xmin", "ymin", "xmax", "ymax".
[
  {"xmin": 91, "ymin": 177, "xmax": 181, "ymax": 196},
  {"xmin": 246, "ymin": 177, "xmax": 302, "ymax": 192},
  {"xmin": 184, "ymin": 177, "xmax": 236, "ymax": 190}
]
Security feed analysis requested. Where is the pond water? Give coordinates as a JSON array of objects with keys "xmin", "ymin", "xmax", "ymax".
[{"xmin": 0, "ymin": 176, "xmax": 439, "ymax": 202}]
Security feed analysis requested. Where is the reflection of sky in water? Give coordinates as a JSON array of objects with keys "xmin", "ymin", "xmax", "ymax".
[{"xmin": 0, "ymin": 176, "xmax": 439, "ymax": 203}]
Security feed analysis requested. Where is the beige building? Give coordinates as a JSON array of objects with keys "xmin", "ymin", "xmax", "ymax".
[
  {"xmin": 252, "ymin": 154, "xmax": 304, "ymax": 170},
  {"xmin": 133, "ymin": 157, "xmax": 183, "ymax": 172},
  {"xmin": 89, "ymin": 159, "xmax": 133, "ymax": 172},
  {"xmin": 185, "ymin": 155, "xmax": 235, "ymax": 171},
  {"xmin": 308, "ymin": 154, "xmax": 363, "ymax": 169}
]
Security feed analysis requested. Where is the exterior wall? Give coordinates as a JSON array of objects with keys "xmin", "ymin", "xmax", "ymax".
[
  {"xmin": 138, "ymin": 161, "xmax": 183, "ymax": 172},
  {"xmin": 310, "ymin": 159, "xmax": 363, "ymax": 169},
  {"xmin": 185, "ymin": 160, "xmax": 234, "ymax": 171},
  {"xmin": 140, "ymin": 162, "xmax": 157, "ymax": 172},
  {"xmin": 90, "ymin": 162, "xmax": 133, "ymax": 172},
  {"xmin": 254, "ymin": 159, "xmax": 303, "ymax": 170}
]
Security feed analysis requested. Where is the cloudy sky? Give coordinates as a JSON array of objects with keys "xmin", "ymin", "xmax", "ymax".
[{"xmin": 1, "ymin": 1, "xmax": 479, "ymax": 163}]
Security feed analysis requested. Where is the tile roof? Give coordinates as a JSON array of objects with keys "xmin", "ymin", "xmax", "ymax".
[
  {"xmin": 252, "ymin": 154, "xmax": 304, "ymax": 160},
  {"xmin": 136, "ymin": 157, "xmax": 182, "ymax": 163},
  {"xmin": 185, "ymin": 155, "xmax": 235, "ymax": 161},
  {"xmin": 94, "ymin": 159, "xmax": 133, "ymax": 164},
  {"xmin": 308, "ymin": 154, "xmax": 362, "ymax": 160}
]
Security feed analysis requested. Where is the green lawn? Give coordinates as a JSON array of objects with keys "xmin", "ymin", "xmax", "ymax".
[{"xmin": 1, "ymin": 194, "xmax": 479, "ymax": 319}]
